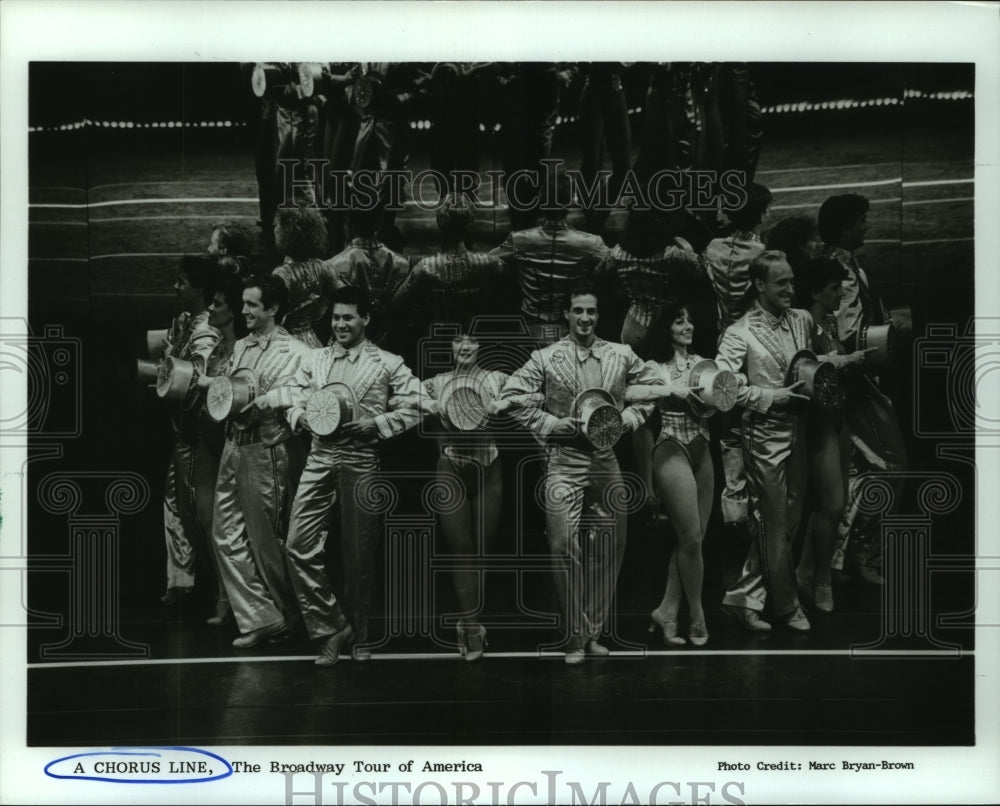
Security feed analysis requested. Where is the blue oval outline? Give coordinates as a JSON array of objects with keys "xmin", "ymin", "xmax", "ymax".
[{"xmin": 44, "ymin": 746, "xmax": 233, "ymax": 784}]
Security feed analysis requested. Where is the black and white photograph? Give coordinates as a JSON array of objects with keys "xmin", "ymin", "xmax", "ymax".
[{"xmin": 2, "ymin": 2, "xmax": 999, "ymax": 804}]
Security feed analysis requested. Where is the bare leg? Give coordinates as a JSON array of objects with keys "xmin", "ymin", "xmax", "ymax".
[{"xmin": 653, "ymin": 439, "xmax": 708, "ymax": 625}]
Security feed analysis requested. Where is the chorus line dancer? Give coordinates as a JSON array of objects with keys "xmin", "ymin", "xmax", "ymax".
[
  {"xmin": 411, "ymin": 327, "xmax": 513, "ymax": 661},
  {"xmin": 577, "ymin": 62, "xmax": 632, "ymax": 233},
  {"xmin": 501, "ymin": 282, "xmax": 657, "ymax": 664},
  {"xmin": 191, "ymin": 270, "xmax": 251, "ymax": 626},
  {"xmin": 388, "ymin": 193, "xmax": 509, "ymax": 338},
  {"xmin": 716, "ymin": 251, "xmax": 812, "ymax": 632},
  {"xmin": 276, "ymin": 286, "xmax": 421, "ymax": 667},
  {"xmin": 628, "ymin": 301, "xmax": 714, "ymax": 646},
  {"xmin": 322, "ymin": 206, "xmax": 409, "ymax": 346},
  {"xmin": 701, "ymin": 183, "xmax": 772, "ymax": 528},
  {"xmin": 792, "ymin": 257, "xmax": 875, "ymax": 614},
  {"xmin": 596, "ymin": 207, "xmax": 702, "ymax": 358},
  {"xmin": 490, "ymin": 171, "xmax": 609, "ymax": 346},
  {"xmin": 272, "ymin": 206, "xmax": 339, "ymax": 348},
  {"xmin": 819, "ymin": 193, "xmax": 908, "ymax": 586},
  {"xmin": 158, "ymin": 256, "xmax": 223, "ymax": 607},
  {"xmin": 212, "ymin": 275, "xmax": 311, "ymax": 648}
]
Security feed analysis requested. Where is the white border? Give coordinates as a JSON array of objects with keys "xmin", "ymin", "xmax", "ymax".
[{"xmin": 2, "ymin": 2, "xmax": 999, "ymax": 804}]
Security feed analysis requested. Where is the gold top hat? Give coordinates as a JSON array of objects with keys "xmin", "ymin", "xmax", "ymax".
[
  {"xmin": 297, "ymin": 62, "xmax": 323, "ymax": 98},
  {"xmin": 572, "ymin": 388, "xmax": 624, "ymax": 450},
  {"xmin": 136, "ymin": 359, "xmax": 160, "ymax": 388},
  {"xmin": 858, "ymin": 323, "xmax": 894, "ymax": 369},
  {"xmin": 305, "ymin": 382, "xmax": 357, "ymax": 437},
  {"xmin": 206, "ymin": 367, "xmax": 259, "ymax": 426},
  {"xmin": 147, "ymin": 329, "xmax": 168, "ymax": 360},
  {"xmin": 155, "ymin": 356, "xmax": 196, "ymax": 403},
  {"xmin": 687, "ymin": 359, "xmax": 739, "ymax": 417},
  {"xmin": 437, "ymin": 375, "xmax": 492, "ymax": 432},
  {"xmin": 785, "ymin": 349, "xmax": 842, "ymax": 413},
  {"xmin": 252, "ymin": 63, "xmax": 287, "ymax": 98}
]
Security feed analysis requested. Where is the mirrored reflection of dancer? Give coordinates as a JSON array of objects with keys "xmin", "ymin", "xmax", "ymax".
[
  {"xmin": 577, "ymin": 62, "xmax": 632, "ymax": 232},
  {"xmin": 388, "ymin": 193, "xmax": 509, "ymax": 339},
  {"xmin": 597, "ymin": 207, "xmax": 702, "ymax": 358},
  {"xmin": 701, "ymin": 183, "xmax": 772, "ymax": 528},
  {"xmin": 271, "ymin": 206, "xmax": 338, "ymax": 348},
  {"xmin": 490, "ymin": 171, "xmax": 609, "ymax": 345},
  {"xmin": 628, "ymin": 301, "xmax": 714, "ymax": 646},
  {"xmin": 322, "ymin": 205, "xmax": 409, "ymax": 345}
]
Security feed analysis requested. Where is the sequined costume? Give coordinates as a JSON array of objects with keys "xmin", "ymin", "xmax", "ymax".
[
  {"xmin": 501, "ymin": 337, "xmax": 656, "ymax": 647},
  {"xmin": 161, "ymin": 310, "xmax": 221, "ymax": 592},
  {"xmin": 322, "ymin": 238, "xmax": 410, "ymax": 342},
  {"xmin": 701, "ymin": 230, "xmax": 766, "ymax": 525},
  {"xmin": 277, "ymin": 340, "xmax": 421, "ymax": 646},
  {"xmin": 272, "ymin": 257, "xmax": 342, "ymax": 348},
  {"xmin": 390, "ymin": 246, "xmax": 508, "ymax": 329},
  {"xmin": 715, "ymin": 303, "xmax": 812, "ymax": 617},
  {"xmin": 596, "ymin": 242, "xmax": 701, "ymax": 353},
  {"xmin": 211, "ymin": 327, "xmax": 312, "ymax": 636},
  {"xmin": 490, "ymin": 219, "xmax": 609, "ymax": 344}
]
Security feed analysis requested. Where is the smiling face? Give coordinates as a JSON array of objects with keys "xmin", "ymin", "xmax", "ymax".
[
  {"xmin": 564, "ymin": 293, "xmax": 599, "ymax": 345},
  {"xmin": 242, "ymin": 286, "xmax": 278, "ymax": 334},
  {"xmin": 451, "ymin": 334, "xmax": 480, "ymax": 369},
  {"xmin": 330, "ymin": 302, "xmax": 369, "ymax": 349},
  {"xmin": 207, "ymin": 290, "xmax": 234, "ymax": 330},
  {"xmin": 755, "ymin": 259, "xmax": 795, "ymax": 315},
  {"xmin": 670, "ymin": 308, "xmax": 694, "ymax": 350}
]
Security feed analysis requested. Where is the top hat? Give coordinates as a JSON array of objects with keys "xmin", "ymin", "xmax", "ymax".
[
  {"xmin": 305, "ymin": 382, "xmax": 357, "ymax": 437},
  {"xmin": 687, "ymin": 359, "xmax": 739, "ymax": 417},
  {"xmin": 857, "ymin": 323, "xmax": 894, "ymax": 369},
  {"xmin": 137, "ymin": 359, "xmax": 160, "ymax": 388},
  {"xmin": 785, "ymin": 349, "xmax": 842, "ymax": 413},
  {"xmin": 572, "ymin": 388, "xmax": 624, "ymax": 450},
  {"xmin": 156, "ymin": 356, "xmax": 196, "ymax": 404},
  {"xmin": 147, "ymin": 329, "xmax": 169, "ymax": 360},
  {"xmin": 251, "ymin": 63, "xmax": 287, "ymax": 98},
  {"xmin": 297, "ymin": 62, "xmax": 323, "ymax": 98},
  {"xmin": 206, "ymin": 367, "xmax": 259, "ymax": 427},
  {"xmin": 437, "ymin": 375, "xmax": 492, "ymax": 432}
]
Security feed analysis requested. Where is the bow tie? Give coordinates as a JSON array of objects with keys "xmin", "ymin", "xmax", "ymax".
[{"xmin": 332, "ymin": 344, "xmax": 360, "ymax": 361}]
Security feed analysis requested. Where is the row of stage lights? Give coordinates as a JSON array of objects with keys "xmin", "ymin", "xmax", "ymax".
[
  {"xmin": 28, "ymin": 120, "xmax": 248, "ymax": 133},
  {"xmin": 28, "ymin": 90, "xmax": 974, "ymax": 133}
]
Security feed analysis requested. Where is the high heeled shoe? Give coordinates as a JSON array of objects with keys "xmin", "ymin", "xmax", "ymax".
[
  {"xmin": 649, "ymin": 608, "xmax": 686, "ymax": 646},
  {"xmin": 688, "ymin": 620, "xmax": 709, "ymax": 647},
  {"xmin": 458, "ymin": 622, "xmax": 487, "ymax": 662}
]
